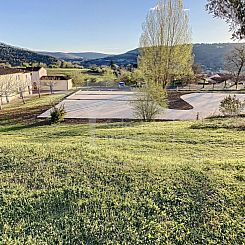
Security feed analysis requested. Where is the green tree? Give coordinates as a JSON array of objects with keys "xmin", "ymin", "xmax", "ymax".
[
  {"xmin": 206, "ymin": 0, "xmax": 245, "ymax": 39},
  {"xmin": 50, "ymin": 104, "xmax": 66, "ymax": 124},
  {"xmin": 133, "ymin": 0, "xmax": 193, "ymax": 120},
  {"xmin": 119, "ymin": 69, "xmax": 132, "ymax": 85},
  {"xmin": 71, "ymin": 71, "xmax": 84, "ymax": 88},
  {"xmin": 101, "ymin": 67, "xmax": 116, "ymax": 86},
  {"xmin": 131, "ymin": 69, "xmax": 145, "ymax": 86},
  {"xmin": 219, "ymin": 95, "xmax": 245, "ymax": 116},
  {"xmin": 139, "ymin": 0, "xmax": 193, "ymax": 90}
]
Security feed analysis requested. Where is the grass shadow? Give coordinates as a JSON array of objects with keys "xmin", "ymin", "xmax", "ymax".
[
  {"xmin": 191, "ymin": 118, "xmax": 245, "ymax": 131},
  {"xmin": 0, "ymin": 120, "xmax": 50, "ymax": 133}
]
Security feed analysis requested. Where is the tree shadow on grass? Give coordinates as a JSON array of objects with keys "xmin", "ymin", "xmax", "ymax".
[
  {"xmin": 0, "ymin": 120, "xmax": 50, "ymax": 133},
  {"xmin": 0, "ymin": 105, "xmax": 51, "ymax": 126},
  {"xmin": 48, "ymin": 121, "xmax": 143, "ymax": 138},
  {"xmin": 191, "ymin": 118, "xmax": 245, "ymax": 131},
  {"xmin": 162, "ymin": 166, "xmax": 243, "ymax": 243}
]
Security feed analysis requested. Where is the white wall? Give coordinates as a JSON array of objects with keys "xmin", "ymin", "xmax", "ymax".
[
  {"xmin": 1, "ymin": 90, "xmax": 31, "ymax": 104},
  {"xmin": 30, "ymin": 68, "xmax": 48, "ymax": 82},
  {"xmin": 40, "ymin": 79, "xmax": 73, "ymax": 91},
  {"xmin": 39, "ymin": 68, "xmax": 48, "ymax": 78},
  {"xmin": 0, "ymin": 72, "xmax": 32, "ymax": 105},
  {"xmin": 67, "ymin": 79, "xmax": 73, "ymax": 90}
]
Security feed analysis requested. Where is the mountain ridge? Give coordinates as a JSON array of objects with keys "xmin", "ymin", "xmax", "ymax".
[
  {"xmin": 38, "ymin": 51, "xmax": 112, "ymax": 61},
  {"xmin": 1, "ymin": 42, "xmax": 244, "ymax": 71},
  {"xmin": 0, "ymin": 42, "xmax": 59, "ymax": 66},
  {"xmin": 81, "ymin": 43, "xmax": 245, "ymax": 71}
]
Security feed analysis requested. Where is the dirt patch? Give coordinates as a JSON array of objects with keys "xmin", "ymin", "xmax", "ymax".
[
  {"xmin": 167, "ymin": 92, "xmax": 193, "ymax": 110},
  {"xmin": 0, "ymin": 105, "xmax": 50, "ymax": 125}
]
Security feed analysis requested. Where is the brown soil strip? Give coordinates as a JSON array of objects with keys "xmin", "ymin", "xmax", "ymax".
[
  {"xmin": 167, "ymin": 92, "xmax": 193, "ymax": 110},
  {"xmin": 0, "ymin": 105, "xmax": 51, "ymax": 125}
]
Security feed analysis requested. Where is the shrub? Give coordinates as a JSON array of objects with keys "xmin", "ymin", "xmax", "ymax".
[
  {"xmin": 50, "ymin": 104, "xmax": 66, "ymax": 124},
  {"xmin": 131, "ymin": 83, "xmax": 167, "ymax": 121},
  {"xmin": 219, "ymin": 95, "xmax": 245, "ymax": 117}
]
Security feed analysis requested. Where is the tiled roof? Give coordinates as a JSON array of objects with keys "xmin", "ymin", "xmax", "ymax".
[
  {"xmin": 24, "ymin": 67, "xmax": 43, "ymax": 72},
  {"xmin": 0, "ymin": 67, "xmax": 23, "ymax": 75}
]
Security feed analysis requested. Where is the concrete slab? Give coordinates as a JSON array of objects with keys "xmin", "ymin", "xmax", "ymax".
[
  {"xmin": 68, "ymin": 91, "xmax": 136, "ymax": 101},
  {"xmin": 39, "ymin": 90, "xmax": 245, "ymax": 121}
]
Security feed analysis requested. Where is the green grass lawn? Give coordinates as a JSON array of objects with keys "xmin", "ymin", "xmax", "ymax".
[{"xmin": 0, "ymin": 96, "xmax": 244, "ymax": 244}]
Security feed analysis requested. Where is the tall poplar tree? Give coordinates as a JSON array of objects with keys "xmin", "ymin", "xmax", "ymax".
[{"xmin": 139, "ymin": 0, "xmax": 193, "ymax": 89}]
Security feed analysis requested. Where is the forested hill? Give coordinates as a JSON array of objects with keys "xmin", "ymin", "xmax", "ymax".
[
  {"xmin": 193, "ymin": 43, "xmax": 243, "ymax": 71},
  {"xmin": 0, "ymin": 43, "xmax": 59, "ymax": 66},
  {"xmin": 82, "ymin": 43, "xmax": 244, "ymax": 71},
  {"xmin": 1, "ymin": 42, "xmax": 244, "ymax": 71}
]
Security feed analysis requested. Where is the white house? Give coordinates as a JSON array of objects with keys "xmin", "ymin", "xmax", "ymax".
[
  {"xmin": 0, "ymin": 66, "xmax": 73, "ymax": 106},
  {"xmin": 22, "ymin": 67, "xmax": 73, "ymax": 92},
  {"xmin": 24, "ymin": 67, "xmax": 48, "ymax": 82},
  {"xmin": 40, "ymin": 76, "xmax": 73, "ymax": 92},
  {"xmin": 0, "ymin": 67, "xmax": 32, "ymax": 104}
]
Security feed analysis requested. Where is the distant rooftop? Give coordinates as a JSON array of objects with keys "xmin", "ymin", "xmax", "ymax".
[
  {"xmin": 23, "ymin": 67, "xmax": 43, "ymax": 72},
  {"xmin": 40, "ymin": 76, "xmax": 71, "ymax": 80}
]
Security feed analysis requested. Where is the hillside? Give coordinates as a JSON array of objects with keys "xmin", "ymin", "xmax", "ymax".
[
  {"xmin": 82, "ymin": 43, "xmax": 245, "ymax": 71},
  {"xmin": 0, "ymin": 94, "xmax": 244, "ymax": 244},
  {"xmin": 0, "ymin": 43, "xmax": 59, "ymax": 66},
  {"xmin": 39, "ymin": 51, "xmax": 111, "ymax": 61},
  {"xmin": 1, "ymin": 42, "xmax": 244, "ymax": 71},
  {"xmin": 82, "ymin": 49, "xmax": 139, "ymax": 67},
  {"xmin": 193, "ymin": 43, "xmax": 243, "ymax": 71}
]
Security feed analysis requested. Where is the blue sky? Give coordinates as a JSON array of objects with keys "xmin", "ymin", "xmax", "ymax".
[{"xmin": 0, "ymin": 0, "xmax": 235, "ymax": 54}]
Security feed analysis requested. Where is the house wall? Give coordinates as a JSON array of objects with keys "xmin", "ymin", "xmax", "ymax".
[
  {"xmin": 40, "ymin": 79, "xmax": 73, "ymax": 91},
  {"xmin": 30, "ymin": 68, "xmax": 48, "ymax": 82},
  {"xmin": 67, "ymin": 79, "xmax": 73, "ymax": 90},
  {"xmin": 1, "ymin": 90, "xmax": 31, "ymax": 104},
  {"xmin": 0, "ymin": 72, "xmax": 32, "ymax": 105},
  {"xmin": 39, "ymin": 68, "xmax": 48, "ymax": 78}
]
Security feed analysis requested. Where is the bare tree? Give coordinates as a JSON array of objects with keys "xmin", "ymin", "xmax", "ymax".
[
  {"xmin": 0, "ymin": 76, "xmax": 5, "ymax": 110},
  {"xmin": 225, "ymin": 45, "xmax": 245, "ymax": 90},
  {"xmin": 131, "ymin": 83, "xmax": 167, "ymax": 121},
  {"xmin": 32, "ymin": 80, "xmax": 42, "ymax": 98},
  {"xmin": 4, "ymin": 75, "xmax": 18, "ymax": 104},
  {"xmin": 18, "ymin": 75, "xmax": 32, "ymax": 104},
  {"xmin": 45, "ymin": 80, "xmax": 56, "ymax": 94},
  {"xmin": 36, "ymin": 81, "xmax": 42, "ymax": 98}
]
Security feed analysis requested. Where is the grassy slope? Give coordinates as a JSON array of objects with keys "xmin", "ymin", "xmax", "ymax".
[{"xmin": 0, "ymin": 98, "xmax": 244, "ymax": 244}]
